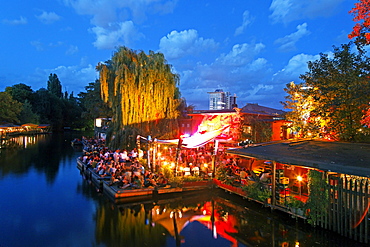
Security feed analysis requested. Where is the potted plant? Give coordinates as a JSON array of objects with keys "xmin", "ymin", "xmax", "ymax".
[{"xmin": 287, "ymin": 197, "xmax": 305, "ymax": 215}]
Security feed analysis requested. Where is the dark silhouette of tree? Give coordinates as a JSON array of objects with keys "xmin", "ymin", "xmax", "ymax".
[
  {"xmin": 78, "ymin": 80, "xmax": 112, "ymax": 129},
  {"xmin": 19, "ymin": 100, "xmax": 39, "ymax": 124},
  {"xmin": 47, "ymin": 73, "xmax": 62, "ymax": 98},
  {"xmin": 5, "ymin": 83, "xmax": 35, "ymax": 104}
]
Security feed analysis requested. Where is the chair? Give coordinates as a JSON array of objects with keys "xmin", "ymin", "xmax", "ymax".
[
  {"xmin": 184, "ymin": 167, "xmax": 191, "ymax": 176},
  {"xmin": 192, "ymin": 166, "xmax": 200, "ymax": 176}
]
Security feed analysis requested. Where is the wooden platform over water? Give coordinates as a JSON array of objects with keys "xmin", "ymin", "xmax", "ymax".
[{"xmin": 77, "ymin": 158, "xmax": 213, "ymax": 202}]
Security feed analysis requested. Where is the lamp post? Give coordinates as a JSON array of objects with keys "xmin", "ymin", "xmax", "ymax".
[{"xmin": 297, "ymin": 175, "xmax": 303, "ymax": 198}]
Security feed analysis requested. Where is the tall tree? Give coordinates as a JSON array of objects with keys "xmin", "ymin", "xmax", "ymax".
[
  {"xmin": 5, "ymin": 83, "xmax": 35, "ymax": 104},
  {"xmin": 19, "ymin": 100, "xmax": 39, "ymax": 124},
  {"xmin": 0, "ymin": 92, "xmax": 23, "ymax": 123},
  {"xmin": 349, "ymin": 0, "xmax": 370, "ymax": 45},
  {"xmin": 281, "ymin": 82, "xmax": 323, "ymax": 138},
  {"xmin": 47, "ymin": 73, "xmax": 62, "ymax": 98},
  {"xmin": 362, "ymin": 104, "xmax": 370, "ymax": 127},
  {"xmin": 33, "ymin": 88, "xmax": 64, "ymax": 130},
  {"xmin": 78, "ymin": 80, "xmax": 112, "ymax": 129},
  {"xmin": 292, "ymin": 43, "xmax": 370, "ymax": 141},
  {"xmin": 97, "ymin": 47, "xmax": 181, "ymax": 148}
]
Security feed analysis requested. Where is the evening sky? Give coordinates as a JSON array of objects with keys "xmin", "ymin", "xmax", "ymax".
[{"xmin": 0, "ymin": 0, "xmax": 358, "ymax": 110}]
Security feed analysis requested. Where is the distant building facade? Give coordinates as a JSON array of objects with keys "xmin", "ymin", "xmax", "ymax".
[
  {"xmin": 187, "ymin": 103, "xmax": 291, "ymax": 144},
  {"xmin": 208, "ymin": 89, "xmax": 237, "ymax": 110}
]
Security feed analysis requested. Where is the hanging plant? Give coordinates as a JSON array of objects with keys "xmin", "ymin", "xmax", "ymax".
[{"xmin": 305, "ymin": 170, "xmax": 329, "ymax": 225}]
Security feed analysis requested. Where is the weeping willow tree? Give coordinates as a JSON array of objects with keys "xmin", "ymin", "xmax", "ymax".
[{"xmin": 97, "ymin": 47, "xmax": 181, "ymax": 149}]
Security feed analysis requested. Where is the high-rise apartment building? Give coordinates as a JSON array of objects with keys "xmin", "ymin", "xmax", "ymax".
[{"xmin": 207, "ymin": 89, "xmax": 237, "ymax": 110}]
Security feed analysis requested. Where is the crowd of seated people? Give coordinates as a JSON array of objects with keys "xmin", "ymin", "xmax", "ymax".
[
  {"xmin": 80, "ymin": 140, "xmax": 169, "ymax": 190},
  {"xmin": 79, "ymin": 137, "xmax": 273, "ymax": 190}
]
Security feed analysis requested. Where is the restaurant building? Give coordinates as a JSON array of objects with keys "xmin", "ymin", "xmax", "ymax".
[{"xmin": 225, "ymin": 139, "xmax": 370, "ymax": 243}]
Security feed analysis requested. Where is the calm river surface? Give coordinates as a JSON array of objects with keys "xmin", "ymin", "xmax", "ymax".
[{"xmin": 0, "ymin": 133, "xmax": 367, "ymax": 247}]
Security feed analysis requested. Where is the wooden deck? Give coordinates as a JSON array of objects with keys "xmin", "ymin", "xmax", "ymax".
[{"xmin": 77, "ymin": 158, "xmax": 213, "ymax": 202}]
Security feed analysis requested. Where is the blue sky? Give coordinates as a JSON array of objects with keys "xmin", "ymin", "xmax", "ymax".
[{"xmin": 0, "ymin": 0, "xmax": 358, "ymax": 110}]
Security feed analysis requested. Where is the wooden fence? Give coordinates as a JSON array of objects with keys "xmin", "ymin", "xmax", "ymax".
[{"xmin": 325, "ymin": 175, "xmax": 370, "ymax": 243}]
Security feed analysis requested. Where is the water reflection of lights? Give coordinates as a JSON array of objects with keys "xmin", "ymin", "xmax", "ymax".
[{"xmin": 7, "ymin": 135, "xmax": 44, "ymax": 148}]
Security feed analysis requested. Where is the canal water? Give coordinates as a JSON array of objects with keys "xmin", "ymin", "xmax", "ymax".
[{"xmin": 0, "ymin": 133, "xmax": 367, "ymax": 247}]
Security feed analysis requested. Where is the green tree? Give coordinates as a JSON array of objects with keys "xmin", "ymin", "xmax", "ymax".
[
  {"xmin": 19, "ymin": 100, "xmax": 39, "ymax": 124},
  {"xmin": 286, "ymin": 43, "xmax": 370, "ymax": 141},
  {"xmin": 5, "ymin": 83, "xmax": 35, "ymax": 104},
  {"xmin": 281, "ymin": 81, "xmax": 321, "ymax": 138},
  {"xmin": 0, "ymin": 91, "xmax": 23, "ymax": 123},
  {"xmin": 61, "ymin": 95, "xmax": 85, "ymax": 130},
  {"xmin": 33, "ymin": 88, "xmax": 63, "ymax": 130},
  {"xmin": 97, "ymin": 46, "xmax": 181, "ymax": 149},
  {"xmin": 78, "ymin": 80, "xmax": 112, "ymax": 129},
  {"xmin": 47, "ymin": 73, "xmax": 62, "ymax": 98}
]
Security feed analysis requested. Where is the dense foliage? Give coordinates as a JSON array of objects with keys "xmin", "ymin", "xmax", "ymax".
[
  {"xmin": 349, "ymin": 0, "xmax": 370, "ymax": 45},
  {"xmin": 97, "ymin": 46, "xmax": 181, "ymax": 149},
  {"xmin": 78, "ymin": 80, "xmax": 113, "ymax": 129},
  {"xmin": 282, "ymin": 43, "xmax": 370, "ymax": 141},
  {"xmin": 305, "ymin": 170, "xmax": 329, "ymax": 226},
  {"xmin": 2, "ymin": 74, "xmax": 89, "ymax": 131},
  {"xmin": 0, "ymin": 92, "xmax": 23, "ymax": 123}
]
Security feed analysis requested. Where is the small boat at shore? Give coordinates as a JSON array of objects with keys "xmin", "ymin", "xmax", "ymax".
[{"xmin": 71, "ymin": 138, "xmax": 83, "ymax": 146}]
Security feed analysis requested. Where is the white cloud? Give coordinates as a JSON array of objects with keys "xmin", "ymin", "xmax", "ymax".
[
  {"xmin": 31, "ymin": 41, "xmax": 44, "ymax": 51},
  {"xmin": 64, "ymin": 0, "xmax": 178, "ymax": 26},
  {"xmin": 269, "ymin": 0, "xmax": 344, "ymax": 24},
  {"xmin": 66, "ymin": 45, "xmax": 79, "ymax": 55},
  {"xmin": 36, "ymin": 11, "xmax": 61, "ymax": 24},
  {"xmin": 159, "ymin": 29, "xmax": 218, "ymax": 59},
  {"xmin": 216, "ymin": 43, "xmax": 265, "ymax": 66},
  {"xmin": 173, "ymin": 42, "xmax": 272, "ymax": 109},
  {"xmin": 91, "ymin": 21, "xmax": 144, "ymax": 50},
  {"xmin": 235, "ymin": 10, "xmax": 254, "ymax": 36},
  {"xmin": 38, "ymin": 63, "xmax": 98, "ymax": 93},
  {"xmin": 2, "ymin": 16, "xmax": 27, "ymax": 25},
  {"xmin": 64, "ymin": 0, "xmax": 178, "ymax": 50},
  {"xmin": 273, "ymin": 53, "xmax": 320, "ymax": 83},
  {"xmin": 274, "ymin": 23, "xmax": 310, "ymax": 52}
]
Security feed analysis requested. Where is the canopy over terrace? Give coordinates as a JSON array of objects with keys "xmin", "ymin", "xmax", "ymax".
[
  {"xmin": 226, "ymin": 140, "xmax": 370, "ymax": 178},
  {"xmin": 155, "ymin": 125, "xmax": 230, "ymax": 149}
]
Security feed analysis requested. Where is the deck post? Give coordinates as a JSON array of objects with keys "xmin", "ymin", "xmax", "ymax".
[{"xmin": 272, "ymin": 160, "xmax": 276, "ymax": 206}]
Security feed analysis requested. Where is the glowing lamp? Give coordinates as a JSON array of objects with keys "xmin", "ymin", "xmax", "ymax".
[
  {"xmin": 297, "ymin": 175, "xmax": 303, "ymax": 182},
  {"xmin": 95, "ymin": 118, "xmax": 102, "ymax": 127}
]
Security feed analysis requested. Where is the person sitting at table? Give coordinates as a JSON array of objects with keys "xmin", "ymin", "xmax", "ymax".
[
  {"xmin": 144, "ymin": 173, "xmax": 157, "ymax": 187},
  {"xmin": 132, "ymin": 175, "xmax": 143, "ymax": 188},
  {"xmin": 260, "ymin": 170, "xmax": 271, "ymax": 182},
  {"xmin": 157, "ymin": 173, "xmax": 168, "ymax": 187},
  {"xmin": 118, "ymin": 177, "xmax": 131, "ymax": 189}
]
